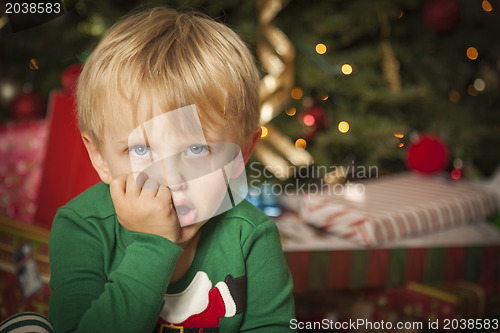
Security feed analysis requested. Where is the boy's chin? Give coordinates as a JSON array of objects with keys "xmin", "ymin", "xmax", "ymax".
[{"xmin": 176, "ymin": 220, "xmax": 207, "ymax": 247}]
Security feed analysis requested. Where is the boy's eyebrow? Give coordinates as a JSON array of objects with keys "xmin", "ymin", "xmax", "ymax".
[{"xmin": 116, "ymin": 139, "xmax": 129, "ymax": 146}]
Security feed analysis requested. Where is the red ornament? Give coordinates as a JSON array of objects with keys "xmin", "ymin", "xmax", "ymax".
[
  {"xmin": 406, "ymin": 133, "xmax": 449, "ymax": 174},
  {"xmin": 61, "ymin": 63, "xmax": 83, "ymax": 94},
  {"xmin": 422, "ymin": 0, "xmax": 460, "ymax": 33},
  {"xmin": 9, "ymin": 92, "xmax": 44, "ymax": 122}
]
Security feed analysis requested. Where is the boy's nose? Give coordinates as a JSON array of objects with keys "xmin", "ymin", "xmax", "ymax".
[
  {"xmin": 135, "ymin": 156, "xmax": 187, "ymax": 189},
  {"xmin": 168, "ymin": 181, "xmax": 187, "ymax": 192},
  {"xmin": 160, "ymin": 157, "xmax": 186, "ymax": 189}
]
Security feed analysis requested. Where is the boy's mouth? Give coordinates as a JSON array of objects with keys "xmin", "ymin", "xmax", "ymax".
[
  {"xmin": 173, "ymin": 199, "xmax": 197, "ymax": 227},
  {"xmin": 175, "ymin": 205, "xmax": 191, "ymax": 216}
]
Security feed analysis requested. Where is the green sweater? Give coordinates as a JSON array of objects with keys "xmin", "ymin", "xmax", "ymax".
[{"xmin": 49, "ymin": 182, "xmax": 295, "ymax": 333}]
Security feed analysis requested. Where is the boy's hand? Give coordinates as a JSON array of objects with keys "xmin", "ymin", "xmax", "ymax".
[{"xmin": 110, "ymin": 173, "xmax": 180, "ymax": 243}]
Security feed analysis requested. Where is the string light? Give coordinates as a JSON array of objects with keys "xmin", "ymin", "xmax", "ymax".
[
  {"xmin": 394, "ymin": 133, "xmax": 404, "ymax": 147},
  {"xmin": 286, "ymin": 107, "xmax": 296, "ymax": 116},
  {"xmin": 341, "ymin": 64, "xmax": 353, "ymax": 75},
  {"xmin": 468, "ymin": 84, "xmax": 478, "ymax": 96},
  {"xmin": 303, "ymin": 114, "xmax": 315, "ymax": 126},
  {"xmin": 321, "ymin": 94, "xmax": 329, "ymax": 101},
  {"xmin": 449, "ymin": 90, "xmax": 460, "ymax": 103},
  {"xmin": 338, "ymin": 121, "xmax": 349, "ymax": 133},
  {"xmin": 451, "ymin": 169, "xmax": 461, "ymax": 180},
  {"xmin": 473, "ymin": 78, "xmax": 486, "ymax": 92},
  {"xmin": 398, "ymin": 10, "xmax": 404, "ymax": 19},
  {"xmin": 295, "ymin": 138, "xmax": 307, "ymax": 150},
  {"xmin": 291, "ymin": 87, "xmax": 303, "ymax": 100},
  {"xmin": 29, "ymin": 58, "xmax": 39, "ymax": 70},
  {"xmin": 261, "ymin": 125, "xmax": 268, "ymax": 138},
  {"xmin": 0, "ymin": 82, "xmax": 17, "ymax": 101},
  {"xmin": 482, "ymin": 0, "xmax": 493, "ymax": 12},
  {"xmin": 453, "ymin": 158, "xmax": 463, "ymax": 169},
  {"xmin": 263, "ymin": 75, "xmax": 277, "ymax": 90},
  {"xmin": 466, "ymin": 47, "xmax": 478, "ymax": 60},
  {"xmin": 260, "ymin": 102, "xmax": 273, "ymax": 122},
  {"xmin": 315, "ymin": 43, "xmax": 327, "ymax": 55}
]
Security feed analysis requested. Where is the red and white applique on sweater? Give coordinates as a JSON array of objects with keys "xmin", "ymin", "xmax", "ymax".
[{"xmin": 158, "ymin": 271, "xmax": 246, "ymax": 328}]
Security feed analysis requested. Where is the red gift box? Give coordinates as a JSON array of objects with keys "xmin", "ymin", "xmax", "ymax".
[
  {"xmin": 1, "ymin": 65, "xmax": 100, "ymax": 228},
  {"xmin": 34, "ymin": 65, "xmax": 100, "ymax": 228},
  {"xmin": 0, "ymin": 121, "xmax": 47, "ymax": 223}
]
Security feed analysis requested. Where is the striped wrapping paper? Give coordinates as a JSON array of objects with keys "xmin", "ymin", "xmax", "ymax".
[
  {"xmin": 300, "ymin": 173, "xmax": 499, "ymax": 246},
  {"xmin": 285, "ymin": 244, "xmax": 500, "ymax": 291}
]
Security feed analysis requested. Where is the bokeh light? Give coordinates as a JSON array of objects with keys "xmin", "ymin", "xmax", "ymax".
[
  {"xmin": 286, "ymin": 107, "xmax": 296, "ymax": 116},
  {"xmin": 315, "ymin": 43, "xmax": 327, "ymax": 55},
  {"xmin": 29, "ymin": 58, "xmax": 39, "ymax": 70},
  {"xmin": 295, "ymin": 138, "xmax": 307, "ymax": 150},
  {"xmin": 261, "ymin": 125, "xmax": 268, "ymax": 138},
  {"xmin": 453, "ymin": 158, "xmax": 463, "ymax": 169},
  {"xmin": 303, "ymin": 114, "xmax": 315, "ymax": 126},
  {"xmin": 338, "ymin": 121, "xmax": 350, "ymax": 133},
  {"xmin": 449, "ymin": 90, "xmax": 460, "ymax": 103},
  {"xmin": 473, "ymin": 78, "xmax": 486, "ymax": 92},
  {"xmin": 451, "ymin": 169, "xmax": 461, "ymax": 180},
  {"xmin": 291, "ymin": 87, "xmax": 303, "ymax": 100},
  {"xmin": 466, "ymin": 47, "xmax": 478, "ymax": 60},
  {"xmin": 341, "ymin": 64, "xmax": 353, "ymax": 75},
  {"xmin": 482, "ymin": 0, "xmax": 493, "ymax": 12},
  {"xmin": 468, "ymin": 84, "xmax": 478, "ymax": 96}
]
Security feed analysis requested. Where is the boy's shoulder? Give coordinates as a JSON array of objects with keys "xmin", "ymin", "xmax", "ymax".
[
  {"xmin": 59, "ymin": 182, "xmax": 115, "ymax": 220},
  {"xmin": 216, "ymin": 199, "xmax": 275, "ymax": 231}
]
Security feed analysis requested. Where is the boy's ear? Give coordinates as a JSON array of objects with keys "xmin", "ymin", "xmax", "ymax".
[
  {"xmin": 81, "ymin": 133, "xmax": 112, "ymax": 184},
  {"xmin": 241, "ymin": 126, "xmax": 262, "ymax": 164},
  {"xmin": 230, "ymin": 127, "xmax": 261, "ymax": 179}
]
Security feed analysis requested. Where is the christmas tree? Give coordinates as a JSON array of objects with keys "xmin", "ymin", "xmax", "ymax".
[
  {"xmin": 271, "ymin": 0, "xmax": 500, "ymax": 179},
  {"xmin": 1, "ymin": 0, "xmax": 499, "ymax": 180}
]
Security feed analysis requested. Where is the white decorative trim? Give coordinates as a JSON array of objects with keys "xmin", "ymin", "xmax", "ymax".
[
  {"xmin": 215, "ymin": 282, "xmax": 236, "ymax": 317},
  {"xmin": 0, "ymin": 314, "xmax": 52, "ymax": 332},
  {"xmin": 161, "ymin": 271, "xmax": 212, "ymax": 324}
]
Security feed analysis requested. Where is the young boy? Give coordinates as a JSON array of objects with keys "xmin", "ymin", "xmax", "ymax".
[{"xmin": 48, "ymin": 6, "xmax": 295, "ymax": 333}]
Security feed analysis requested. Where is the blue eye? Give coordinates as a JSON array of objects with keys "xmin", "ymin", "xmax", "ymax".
[
  {"xmin": 129, "ymin": 145, "xmax": 150, "ymax": 157},
  {"xmin": 185, "ymin": 144, "xmax": 209, "ymax": 157}
]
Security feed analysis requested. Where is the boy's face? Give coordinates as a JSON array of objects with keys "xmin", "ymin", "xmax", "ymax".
[{"xmin": 88, "ymin": 97, "xmax": 251, "ymax": 244}]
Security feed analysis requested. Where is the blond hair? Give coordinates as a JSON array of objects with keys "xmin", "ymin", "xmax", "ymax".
[{"xmin": 77, "ymin": 6, "xmax": 260, "ymax": 147}]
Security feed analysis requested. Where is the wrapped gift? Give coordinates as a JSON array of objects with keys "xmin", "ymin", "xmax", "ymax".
[
  {"xmin": 293, "ymin": 289, "xmax": 425, "ymax": 333},
  {"xmin": 35, "ymin": 65, "xmax": 100, "ymax": 228},
  {"xmin": 281, "ymin": 221, "xmax": 500, "ymax": 291},
  {"xmin": 300, "ymin": 173, "xmax": 499, "ymax": 246},
  {"xmin": 0, "ymin": 121, "xmax": 47, "ymax": 223},
  {"xmin": 362, "ymin": 282, "xmax": 500, "ymax": 329},
  {"xmin": 285, "ymin": 245, "xmax": 500, "ymax": 292},
  {"xmin": 0, "ymin": 216, "xmax": 50, "ymax": 321}
]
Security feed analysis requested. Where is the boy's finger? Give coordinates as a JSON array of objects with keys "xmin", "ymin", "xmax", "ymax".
[
  {"xmin": 156, "ymin": 185, "xmax": 172, "ymax": 205},
  {"xmin": 140, "ymin": 178, "xmax": 160, "ymax": 198},
  {"xmin": 125, "ymin": 172, "xmax": 141, "ymax": 198},
  {"xmin": 109, "ymin": 174, "xmax": 127, "ymax": 201},
  {"xmin": 135, "ymin": 171, "xmax": 148, "ymax": 188}
]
